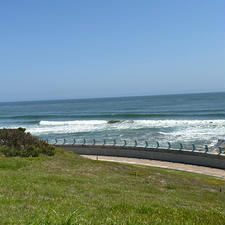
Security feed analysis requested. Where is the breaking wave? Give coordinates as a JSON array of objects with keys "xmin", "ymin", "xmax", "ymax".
[
  {"xmin": 0, "ymin": 110, "xmax": 224, "ymax": 121},
  {"xmin": 2, "ymin": 120, "xmax": 224, "ymax": 143}
]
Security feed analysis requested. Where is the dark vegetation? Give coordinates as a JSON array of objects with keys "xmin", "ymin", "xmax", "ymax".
[{"xmin": 0, "ymin": 128, "xmax": 55, "ymax": 157}]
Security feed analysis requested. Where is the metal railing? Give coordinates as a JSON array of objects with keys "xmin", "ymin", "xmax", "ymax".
[{"xmin": 44, "ymin": 138, "xmax": 223, "ymax": 155}]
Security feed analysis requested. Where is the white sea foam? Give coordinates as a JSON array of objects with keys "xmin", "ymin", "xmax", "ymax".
[
  {"xmin": 39, "ymin": 120, "xmax": 106, "ymax": 126},
  {"xmin": 26, "ymin": 119, "xmax": 225, "ymax": 138},
  {"xmin": 28, "ymin": 120, "xmax": 107, "ymax": 134},
  {"xmin": 3, "ymin": 119, "xmax": 224, "ymax": 147}
]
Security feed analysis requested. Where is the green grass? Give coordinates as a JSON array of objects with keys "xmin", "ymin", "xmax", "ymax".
[{"xmin": 0, "ymin": 148, "xmax": 224, "ymax": 225}]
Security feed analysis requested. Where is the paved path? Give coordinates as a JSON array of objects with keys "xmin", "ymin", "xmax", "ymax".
[{"xmin": 81, "ymin": 155, "xmax": 225, "ymax": 179}]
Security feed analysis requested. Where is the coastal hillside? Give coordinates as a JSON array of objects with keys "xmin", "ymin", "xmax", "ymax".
[{"xmin": 0, "ymin": 148, "xmax": 224, "ymax": 225}]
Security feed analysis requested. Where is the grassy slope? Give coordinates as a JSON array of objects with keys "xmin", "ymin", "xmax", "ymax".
[{"xmin": 0, "ymin": 148, "xmax": 224, "ymax": 225}]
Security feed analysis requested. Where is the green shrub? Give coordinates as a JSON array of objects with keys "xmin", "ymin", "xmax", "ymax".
[{"xmin": 0, "ymin": 128, "xmax": 55, "ymax": 157}]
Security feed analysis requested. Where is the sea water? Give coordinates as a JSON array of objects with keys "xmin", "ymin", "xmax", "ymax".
[{"xmin": 0, "ymin": 92, "xmax": 224, "ymax": 150}]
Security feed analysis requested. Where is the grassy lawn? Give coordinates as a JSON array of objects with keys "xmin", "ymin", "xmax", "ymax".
[{"xmin": 0, "ymin": 148, "xmax": 224, "ymax": 225}]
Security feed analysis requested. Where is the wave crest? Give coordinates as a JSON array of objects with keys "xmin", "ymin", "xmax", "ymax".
[
  {"xmin": 39, "ymin": 120, "xmax": 106, "ymax": 126},
  {"xmin": 26, "ymin": 119, "xmax": 225, "ymax": 137}
]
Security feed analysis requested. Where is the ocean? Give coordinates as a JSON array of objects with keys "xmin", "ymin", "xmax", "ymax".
[{"xmin": 0, "ymin": 92, "xmax": 224, "ymax": 150}]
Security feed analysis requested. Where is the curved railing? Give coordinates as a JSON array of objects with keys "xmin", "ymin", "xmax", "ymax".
[{"xmin": 45, "ymin": 137, "xmax": 223, "ymax": 155}]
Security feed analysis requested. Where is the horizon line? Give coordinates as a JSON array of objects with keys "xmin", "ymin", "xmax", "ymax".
[{"xmin": 0, "ymin": 90, "xmax": 224, "ymax": 104}]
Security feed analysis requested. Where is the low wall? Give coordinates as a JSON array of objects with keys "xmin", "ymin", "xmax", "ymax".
[{"xmin": 56, "ymin": 144, "xmax": 225, "ymax": 169}]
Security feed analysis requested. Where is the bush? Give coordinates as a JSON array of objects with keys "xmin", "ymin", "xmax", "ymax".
[{"xmin": 0, "ymin": 128, "xmax": 55, "ymax": 157}]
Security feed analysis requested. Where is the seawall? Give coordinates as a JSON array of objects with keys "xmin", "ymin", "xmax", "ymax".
[{"xmin": 56, "ymin": 144, "xmax": 225, "ymax": 169}]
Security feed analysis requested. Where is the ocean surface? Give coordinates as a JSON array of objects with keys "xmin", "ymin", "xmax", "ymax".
[{"xmin": 0, "ymin": 92, "xmax": 224, "ymax": 150}]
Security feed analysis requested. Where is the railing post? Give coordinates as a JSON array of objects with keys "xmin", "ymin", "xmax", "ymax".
[
  {"xmin": 134, "ymin": 140, "xmax": 137, "ymax": 147},
  {"xmin": 192, "ymin": 144, "xmax": 196, "ymax": 151},
  {"xmin": 179, "ymin": 143, "xmax": 183, "ymax": 151},
  {"xmin": 123, "ymin": 140, "xmax": 127, "ymax": 146},
  {"xmin": 63, "ymin": 138, "xmax": 66, "ymax": 145},
  {"xmin": 83, "ymin": 138, "xmax": 86, "ymax": 145},
  {"xmin": 145, "ymin": 141, "xmax": 148, "ymax": 148},
  {"xmin": 218, "ymin": 147, "xmax": 222, "ymax": 155},
  {"xmin": 168, "ymin": 142, "xmax": 171, "ymax": 149},
  {"xmin": 93, "ymin": 139, "xmax": 96, "ymax": 145},
  {"xmin": 73, "ymin": 138, "xmax": 76, "ymax": 145},
  {"xmin": 55, "ymin": 138, "xmax": 58, "ymax": 145},
  {"xmin": 205, "ymin": 145, "xmax": 208, "ymax": 153},
  {"xmin": 113, "ymin": 139, "xmax": 116, "ymax": 146},
  {"xmin": 156, "ymin": 141, "xmax": 159, "ymax": 149}
]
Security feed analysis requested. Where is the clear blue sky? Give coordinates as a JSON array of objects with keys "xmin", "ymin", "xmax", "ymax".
[{"xmin": 0, "ymin": 0, "xmax": 224, "ymax": 102}]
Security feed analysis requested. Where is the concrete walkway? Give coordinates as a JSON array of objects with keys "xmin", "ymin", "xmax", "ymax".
[{"xmin": 81, "ymin": 155, "xmax": 225, "ymax": 179}]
